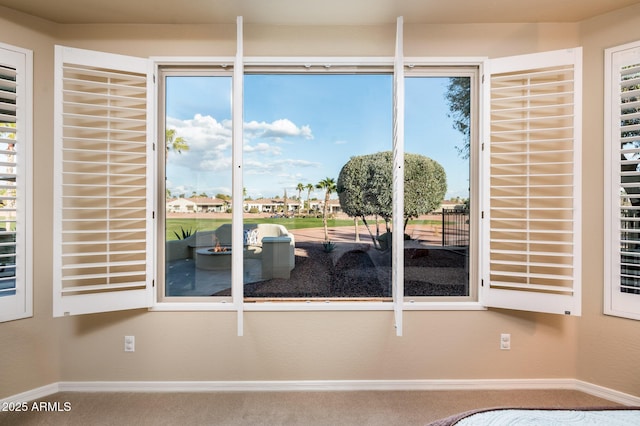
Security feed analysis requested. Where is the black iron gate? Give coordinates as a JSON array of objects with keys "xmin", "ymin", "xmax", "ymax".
[{"xmin": 441, "ymin": 208, "xmax": 469, "ymax": 247}]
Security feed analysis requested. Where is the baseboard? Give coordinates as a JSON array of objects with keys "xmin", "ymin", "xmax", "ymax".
[
  {"xmin": 3, "ymin": 379, "xmax": 640, "ymax": 406},
  {"xmin": 1, "ymin": 383, "xmax": 59, "ymax": 405},
  {"xmin": 57, "ymin": 378, "xmax": 579, "ymax": 393},
  {"xmin": 575, "ymin": 380, "xmax": 640, "ymax": 406}
]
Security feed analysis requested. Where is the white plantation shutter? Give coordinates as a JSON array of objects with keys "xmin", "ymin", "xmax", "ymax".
[
  {"xmin": 605, "ymin": 41, "xmax": 640, "ymax": 320},
  {"xmin": 482, "ymin": 48, "xmax": 582, "ymax": 316},
  {"xmin": 0, "ymin": 43, "xmax": 32, "ymax": 323},
  {"xmin": 53, "ymin": 46, "xmax": 154, "ymax": 317}
]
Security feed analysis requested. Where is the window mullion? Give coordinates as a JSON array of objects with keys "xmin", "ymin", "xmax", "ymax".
[
  {"xmin": 232, "ymin": 16, "xmax": 245, "ymax": 336},
  {"xmin": 392, "ymin": 16, "xmax": 405, "ymax": 336}
]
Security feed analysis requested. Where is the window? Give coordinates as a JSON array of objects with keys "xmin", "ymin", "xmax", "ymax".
[
  {"xmin": 161, "ymin": 70, "xmax": 233, "ymax": 301},
  {"xmin": 0, "ymin": 42, "xmax": 32, "ymax": 323},
  {"xmin": 605, "ymin": 40, "xmax": 640, "ymax": 320},
  {"xmin": 404, "ymin": 71, "xmax": 476, "ymax": 301},
  {"xmin": 160, "ymin": 68, "xmax": 477, "ymax": 303},
  {"xmin": 241, "ymin": 71, "xmax": 393, "ymax": 300},
  {"xmin": 52, "ymin": 20, "xmax": 582, "ymax": 330}
]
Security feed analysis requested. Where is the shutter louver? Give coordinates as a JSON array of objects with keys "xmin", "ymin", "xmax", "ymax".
[
  {"xmin": 618, "ymin": 61, "xmax": 640, "ymax": 296},
  {"xmin": 484, "ymin": 49, "xmax": 581, "ymax": 316},
  {"xmin": 0, "ymin": 43, "xmax": 32, "ymax": 323},
  {"xmin": 0, "ymin": 65, "xmax": 18, "ymax": 299},
  {"xmin": 54, "ymin": 46, "xmax": 153, "ymax": 316},
  {"xmin": 605, "ymin": 42, "xmax": 640, "ymax": 320}
]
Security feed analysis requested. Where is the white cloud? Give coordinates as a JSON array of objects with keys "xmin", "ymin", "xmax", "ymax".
[
  {"xmin": 167, "ymin": 115, "xmax": 313, "ymax": 171},
  {"xmin": 243, "ymin": 142, "xmax": 282, "ymax": 155},
  {"xmin": 244, "ymin": 158, "xmax": 321, "ymax": 175},
  {"xmin": 166, "ymin": 114, "xmax": 320, "ymax": 197},
  {"xmin": 166, "ymin": 114, "xmax": 233, "ymax": 172},
  {"xmin": 244, "ymin": 118, "xmax": 313, "ymax": 141}
]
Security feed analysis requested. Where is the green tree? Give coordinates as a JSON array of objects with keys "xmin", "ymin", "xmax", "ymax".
[
  {"xmin": 296, "ymin": 183, "xmax": 304, "ymax": 214},
  {"xmin": 283, "ymin": 189, "xmax": 288, "ymax": 217},
  {"xmin": 305, "ymin": 183, "xmax": 314, "ymax": 213},
  {"xmin": 165, "ymin": 128, "xmax": 189, "ymax": 154},
  {"xmin": 337, "ymin": 151, "xmax": 447, "ymax": 248},
  {"xmin": 316, "ymin": 177, "xmax": 337, "ymax": 241},
  {"xmin": 444, "ymin": 77, "xmax": 471, "ymax": 159}
]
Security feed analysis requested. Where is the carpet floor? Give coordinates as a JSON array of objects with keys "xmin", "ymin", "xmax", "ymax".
[{"xmin": 0, "ymin": 389, "xmax": 620, "ymax": 426}]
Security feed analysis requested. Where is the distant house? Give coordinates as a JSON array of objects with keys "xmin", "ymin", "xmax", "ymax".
[
  {"xmin": 166, "ymin": 197, "xmax": 197, "ymax": 213},
  {"xmin": 166, "ymin": 197, "xmax": 228, "ymax": 213},
  {"xmin": 243, "ymin": 198, "xmax": 302, "ymax": 214},
  {"xmin": 191, "ymin": 197, "xmax": 228, "ymax": 213}
]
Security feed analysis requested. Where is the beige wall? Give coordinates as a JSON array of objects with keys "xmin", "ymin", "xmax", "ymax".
[
  {"xmin": 0, "ymin": 3, "xmax": 638, "ymax": 400},
  {"xmin": 0, "ymin": 8, "xmax": 60, "ymax": 398},
  {"xmin": 577, "ymin": 4, "xmax": 640, "ymax": 397}
]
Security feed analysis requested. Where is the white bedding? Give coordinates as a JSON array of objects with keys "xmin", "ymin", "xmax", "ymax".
[{"xmin": 454, "ymin": 409, "xmax": 640, "ymax": 425}]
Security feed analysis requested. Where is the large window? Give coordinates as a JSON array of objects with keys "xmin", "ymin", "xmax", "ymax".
[
  {"xmin": 0, "ymin": 42, "xmax": 32, "ymax": 323},
  {"xmin": 242, "ymin": 72, "xmax": 393, "ymax": 300},
  {"xmin": 605, "ymin": 40, "xmax": 640, "ymax": 320},
  {"xmin": 160, "ymin": 69, "xmax": 476, "ymax": 302},
  {"xmin": 53, "ymin": 40, "xmax": 582, "ymax": 329}
]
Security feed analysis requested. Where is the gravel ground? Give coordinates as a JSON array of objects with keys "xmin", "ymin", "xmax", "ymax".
[{"xmin": 215, "ymin": 241, "xmax": 468, "ymax": 298}]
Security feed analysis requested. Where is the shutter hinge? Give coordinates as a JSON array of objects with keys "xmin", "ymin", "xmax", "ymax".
[
  {"xmin": 153, "ymin": 143, "xmax": 156, "ymax": 151},
  {"xmin": 481, "ymin": 211, "xmax": 484, "ymax": 219},
  {"xmin": 153, "ymin": 74, "xmax": 156, "ymax": 84},
  {"xmin": 481, "ymin": 279, "xmax": 484, "ymax": 287},
  {"xmin": 481, "ymin": 142, "xmax": 485, "ymax": 151},
  {"xmin": 152, "ymin": 279, "xmax": 155, "ymax": 288},
  {"xmin": 152, "ymin": 211, "xmax": 155, "ymax": 219},
  {"xmin": 482, "ymin": 74, "xmax": 485, "ymax": 83}
]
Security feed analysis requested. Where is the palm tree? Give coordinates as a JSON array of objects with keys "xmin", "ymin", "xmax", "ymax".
[
  {"xmin": 305, "ymin": 183, "xmax": 314, "ymax": 213},
  {"xmin": 316, "ymin": 177, "xmax": 336, "ymax": 241},
  {"xmin": 165, "ymin": 128, "xmax": 189, "ymax": 154},
  {"xmin": 296, "ymin": 183, "xmax": 304, "ymax": 214}
]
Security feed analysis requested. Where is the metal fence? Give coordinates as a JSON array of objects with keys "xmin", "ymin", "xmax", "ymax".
[{"xmin": 441, "ymin": 208, "xmax": 469, "ymax": 247}]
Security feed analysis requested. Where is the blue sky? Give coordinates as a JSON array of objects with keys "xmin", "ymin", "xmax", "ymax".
[{"xmin": 165, "ymin": 74, "xmax": 469, "ymax": 201}]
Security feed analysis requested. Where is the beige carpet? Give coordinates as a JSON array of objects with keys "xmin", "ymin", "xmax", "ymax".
[{"xmin": 0, "ymin": 389, "xmax": 620, "ymax": 425}]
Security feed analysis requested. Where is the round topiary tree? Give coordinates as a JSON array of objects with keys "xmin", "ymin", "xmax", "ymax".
[{"xmin": 337, "ymin": 151, "xmax": 446, "ymax": 249}]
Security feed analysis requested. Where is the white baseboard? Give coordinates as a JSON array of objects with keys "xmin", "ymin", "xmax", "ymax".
[
  {"xmin": 575, "ymin": 380, "xmax": 640, "ymax": 406},
  {"xmin": 3, "ymin": 379, "xmax": 639, "ymax": 406},
  {"xmin": 1, "ymin": 383, "xmax": 59, "ymax": 405},
  {"xmin": 57, "ymin": 378, "xmax": 578, "ymax": 393}
]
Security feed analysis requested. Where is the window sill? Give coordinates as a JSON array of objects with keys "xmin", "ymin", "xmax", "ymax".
[{"xmin": 150, "ymin": 300, "xmax": 486, "ymax": 312}]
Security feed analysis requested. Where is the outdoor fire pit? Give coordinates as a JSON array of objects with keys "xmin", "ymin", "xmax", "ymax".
[{"xmin": 195, "ymin": 246, "xmax": 232, "ymax": 270}]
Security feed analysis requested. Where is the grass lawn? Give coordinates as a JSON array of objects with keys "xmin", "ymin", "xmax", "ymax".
[
  {"xmin": 166, "ymin": 217, "xmax": 355, "ymax": 241},
  {"xmin": 166, "ymin": 216, "xmax": 445, "ymax": 241}
]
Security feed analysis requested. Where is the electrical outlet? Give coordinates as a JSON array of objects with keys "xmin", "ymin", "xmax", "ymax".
[
  {"xmin": 500, "ymin": 333, "xmax": 511, "ymax": 350},
  {"xmin": 124, "ymin": 335, "xmax": 135, "ymax": 352}
]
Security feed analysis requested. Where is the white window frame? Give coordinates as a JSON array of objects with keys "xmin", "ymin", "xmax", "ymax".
[
  {"xmin": 0, "ymin": 42, "xmax": 33, "ymax": 323},
  {"xmin": 604, "ymin": 40, "xmax": 640, "ymax": 320},
  {"xmin": 51, "ymin": 18, "xmax": 583, "ymax": 335}
]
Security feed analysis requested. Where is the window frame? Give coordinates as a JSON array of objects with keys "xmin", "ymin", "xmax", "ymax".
[
  {"xmin": 0, "ymin": 42, "xmax": 33, "ymax": 323},
  {"xmin": 604, "ymin": 40, "xmax": 640, "ymax": 320},
  {"xmin": 156, "ymin": 65, "xmax": 235, "ymax": 305},
  {"xmin": 153, "ymin": 55, "xmax": 487, "ymax": 315}
]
